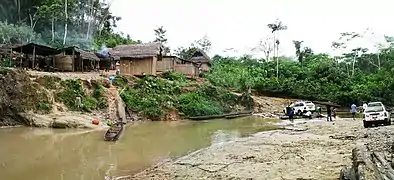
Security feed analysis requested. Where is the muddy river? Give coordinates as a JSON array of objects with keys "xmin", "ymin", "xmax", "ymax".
[{"xmin": 0, "ymin": 116, "xmax": 277, "ymax": 180}]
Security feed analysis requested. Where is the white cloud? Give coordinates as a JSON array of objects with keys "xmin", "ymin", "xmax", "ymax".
[{"xmin": 111, "ymin": 0, "xmax": 394, "ymax": 58}]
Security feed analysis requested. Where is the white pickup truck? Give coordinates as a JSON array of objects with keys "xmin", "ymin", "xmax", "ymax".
[
  {"xmin": 363, "ymin": 102, "xmax": 391, "ymax": 128},
  {"xmin": 283, "ymin": 101, "xmax": 316, "ymax": 115}
]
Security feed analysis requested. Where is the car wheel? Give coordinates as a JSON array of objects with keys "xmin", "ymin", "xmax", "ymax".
[
  {"xmin": 297, "ymin": 110, "xmax": 302, "ymax": 115},
  {"xmin": 386, "ymin": 119, "xmax": 391, "ymax": 125},
  {"xmin": 363, "ymin": 121, "xmax": 369, "ymax": 128}
]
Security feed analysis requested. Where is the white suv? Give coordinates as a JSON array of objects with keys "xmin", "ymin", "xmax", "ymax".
[
  {"xmin": 284, "ymin": 101, "xmax": 316, "ymax": 115},
  {"xmin": 363, "ymin": 102, "xmax": 391, "ymax": 128}
]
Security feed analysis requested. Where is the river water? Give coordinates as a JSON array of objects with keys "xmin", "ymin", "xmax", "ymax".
[{"xmin": 0, "ymin": 116, "xmax": 277, "ymax": 180}]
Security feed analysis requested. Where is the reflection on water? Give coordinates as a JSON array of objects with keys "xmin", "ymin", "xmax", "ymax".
[{"xmin": 0, "ymin": 116, "xmax": 277, "ymax": 180}]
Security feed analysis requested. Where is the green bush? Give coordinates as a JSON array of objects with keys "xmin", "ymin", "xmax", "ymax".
[
  {"xmin": 55, "ymin": 79, "xmax": 108, "ymax": 111},
  {"xmin": 161, "ymin": 71, "xmax": 187, "ymax": 82},
  {"xmin": 56, "ymin": 79, "xmax": 85, "ymax": 110},
  {"xmin": 38, "ymin": 102, "xmax": 52, "ymax": 114},
  {"xmin": 177, "ymin": 92, "xmax": 223, "ymax": 117},
  {"xmin": 120, "ymin": 75, "xmax": 249, "ymax": 119},
  {"xmin": 82, "ymin": 96, "xmax": 98, "ymax": 112},
  {"xmin": 43, "ymin": 76, "xmax": 61, "ymax": 89},
  {"xmin": 113, "ymin": 76, "xmax": 129, "ymax": 87}
]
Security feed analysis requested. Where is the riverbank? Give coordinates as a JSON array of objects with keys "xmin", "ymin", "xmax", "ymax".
[
  {"xmin": 1, "ymin": 68, "xmax": 290, "ymax": 128},
  {"xmin": 127, "ymin": 118, "xmax": 391, "ymax": 180}
]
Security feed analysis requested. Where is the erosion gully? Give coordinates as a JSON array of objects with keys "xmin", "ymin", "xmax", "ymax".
[{"xmin": 0, "ymin": 116, "xmax": 277, "ymax": 180}]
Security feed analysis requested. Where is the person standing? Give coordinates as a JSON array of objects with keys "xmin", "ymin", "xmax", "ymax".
[
  {"xmin": 332, "ymin": 107, "xmax": 337, "ymax": 120},
  {"xmin": 316, "ymin": 106, "xmax": 322, "ymax": 119},
  {"xmin": 362, "ymin": 102, "xmax": 368, "ymax": 113},
  {"xmin": 351, "ymin": 103, "xmax": 357, "ymax": 120},
  {"xmin": 289, "ymin": 108, "xmax": 295, "ymax": 123},
  {"xmin": 326, "ymin": 105, "xmax": 332, "ymax": 122}
]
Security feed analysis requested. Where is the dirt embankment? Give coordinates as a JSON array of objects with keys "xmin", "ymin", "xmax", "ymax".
[
  {"xmin": 0, "ymin": 68, "xmax": 124, "ymax": 129},
  {"xmin": 126, "ymin": 118, "xmax": 394, "ymax": 180}
]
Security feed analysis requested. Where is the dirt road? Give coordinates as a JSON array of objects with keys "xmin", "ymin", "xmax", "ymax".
[{"xmin": 127, "ymin": 118, "xmax": 394, "ymax": 180}]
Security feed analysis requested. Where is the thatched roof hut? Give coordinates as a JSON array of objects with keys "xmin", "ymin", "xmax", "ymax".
[
  {"xmin": 190, "ymin": 49, "xmax": 211, "ymax": 63},
  {"xmin": 61, "ymin": 46, "xmax": 100, "ymax": 61},
  {"xmin": 110, "ymin": 43, "xmax": 163, "ymax": 59},
  {"xmin": 12, "ymin": 43, "xmax": 59, "ymax": 56}
]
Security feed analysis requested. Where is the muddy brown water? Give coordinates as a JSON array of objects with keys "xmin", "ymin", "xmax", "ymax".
[{"xmin": 0, "ymin": 116, "xmax": 277, "ymax": 180}]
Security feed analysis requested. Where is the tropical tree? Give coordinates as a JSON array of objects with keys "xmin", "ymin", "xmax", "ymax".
[
  {"xmin": 252, "ymin": 36, "xmax": 274, "ymax": 61},
  {"xmin": 267, "ymin": 19, "xmax": 287, "ymax": 79},
  {"xmin": 195, "ymin": 35, "xmax": 212, "ymax": 53},
  {"xmin": 153, "ymin": 26, "xmax": 170, "ymax": 54}
]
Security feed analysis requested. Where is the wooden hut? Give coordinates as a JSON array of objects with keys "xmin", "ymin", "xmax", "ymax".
[
  {"xmin": 11, "ymin": 43, "xmax": 59, "ymax": 69},
  {"xmin": 110, "ymin": 43, "xmax": 163, "ymax": 75},
  {"xmin": 56, "ymin": 46, "xmax": 100, "ymax": 72},
  {"xmin": 190, "ymin": 49, "xmax": 211, "ymax": 72},
  {"xmin": 95, "ymin": 50, "xmax": 114, "ymax": 71},
  {"xmin": 155, "ymin": 56, "xmax": 199, "ymax": 76}
]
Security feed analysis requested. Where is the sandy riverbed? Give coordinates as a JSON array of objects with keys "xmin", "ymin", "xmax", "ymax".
[{"xmin": 125, "ymin": 118, "xmax": 394, "ymax": 180}]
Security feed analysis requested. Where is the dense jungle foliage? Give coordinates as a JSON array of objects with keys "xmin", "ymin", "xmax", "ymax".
[
  {"xmin": 205, "ymin": 41, "xmax": 394, "ymax": 106},
  {"xmin": 0, "ymin": 0, "xmax": 140, "ymax": 49}
]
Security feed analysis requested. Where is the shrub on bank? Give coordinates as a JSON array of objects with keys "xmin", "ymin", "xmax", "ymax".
[
  {"xmin": 55, "ymin": 79, "xmax": 108, "ymax": 112},
  {"xmin": 120, "ymin": 74, "xmax": 251, "ymax": 120}
]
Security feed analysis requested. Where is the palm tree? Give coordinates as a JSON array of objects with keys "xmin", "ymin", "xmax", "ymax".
[{"xmin": 267, "ymin": 20, "xmax": 287, "ymax": 79}]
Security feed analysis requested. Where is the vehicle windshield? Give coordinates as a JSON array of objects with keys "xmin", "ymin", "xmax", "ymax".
[
  {"xmin": 368, "ymin": 103, "xmax": 382, "ymax": 107},
  {"xmin": 365, "ymin": 106, "xmax": 384, "ymax": 113}
]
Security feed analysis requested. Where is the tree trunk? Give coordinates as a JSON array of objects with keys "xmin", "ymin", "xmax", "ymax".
[
  {"xmin": 51, "ymin": 17, "xmax": 55, "ymax": 42},
  {"xmin": 377, "ymin": 52, "xmax": 381, "ymax": 70},
  {"xmin": 276, "ymin": 31, "xmax": 279, "ymax": 80},
  {"xmin": 63, "ymin": 0, "xmax": 68, "ymax": 45},
  {"xmin": 17, "ymin": 0, "xmax": 21, "ymax": 22},
  {"xmin": 352, "ymin": 53, "xmax": 357, "ymax": 76},
  {"xmin": 341, "ymin": 145, "xmax": 394, "ymax": 180},
  {"xmin": 86, "ymin": 0, "xmax": 94, "ymax": 40}
]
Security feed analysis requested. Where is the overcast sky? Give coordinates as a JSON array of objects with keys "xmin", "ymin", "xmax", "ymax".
[{"xmin": 110, "ymin": 0, "xmax": 394, "ymax": 58}]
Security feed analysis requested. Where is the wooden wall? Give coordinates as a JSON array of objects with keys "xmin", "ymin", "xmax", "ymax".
[
  {"xmin": 200, "ymin": 63, "xmax": 210, "ymax": 71},
  {"xmin": 174, "ymin": 64, "xmax": 196, "ymax": 76},
  {"xmin": 54, "ymin": 55, "xmax": 73, "ymax": 71},
  {"xmin": 157, "ymin": 57, "xmax": 175, "ymax": 72},
  {"xmin": 120, "ymin": 57, "xmax": 156, "ymax": 75}
]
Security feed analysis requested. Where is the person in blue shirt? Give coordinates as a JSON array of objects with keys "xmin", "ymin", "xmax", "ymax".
[
  {"xmin": 289, "ymin": 108, "xmax": 295, "ymax": 123},
  {"xmin": 351, "ymin": 104, "xmax": 357, "ymax": 120},
  {"xmin": 109, "ymin": 75, "xmax": 115, "ymax": 85}
]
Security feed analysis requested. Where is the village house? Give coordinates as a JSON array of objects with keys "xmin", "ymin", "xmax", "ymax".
[
  {"xmin": 110, "ymin": 43, "xmax": 163, "ymax": 75},
  {"xmin": 110, "ymin": 43, "xmax": 209, "ymax": 76},
  {"xmin": 189, "ymin": 49, "xmax": 211, "ymax": 72},
  {"xmin": 55, "ymin": 46, "xmax": 100, "ymax": 72}
]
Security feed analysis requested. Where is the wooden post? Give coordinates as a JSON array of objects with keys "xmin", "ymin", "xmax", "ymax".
[
  {"xmin": 72, "ymin": 49, "xmax": 75, "ymax": 72},
  {"xmin": 32, "ymin": 45, "xmax": 36, "ymax": 69},
  {"xmin": 81, "ymin": 57, "xmax": 84, "ymax": 73},
  {"xmin": 9, "ymin": 48, "xmax": 14, "ymax": 67},
  {"xmin": 20, "ymin": 47, "xmax": 23, "ymax": 68}
]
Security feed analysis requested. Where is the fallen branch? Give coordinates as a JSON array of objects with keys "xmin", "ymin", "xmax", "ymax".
[
  {"xmin": 372, "ymin": 152, "xmax": 394, "ymax": 179},
  {"xmin": 340, "ymin": 145, "xmax": 394, "ymax": 180}
]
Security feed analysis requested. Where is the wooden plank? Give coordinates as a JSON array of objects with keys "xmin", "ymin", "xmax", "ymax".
[{"xmin": 32, "ymin": 45, "xmax": 36, "ymax": 69}]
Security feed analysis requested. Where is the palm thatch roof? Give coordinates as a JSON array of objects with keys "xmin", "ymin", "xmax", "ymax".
[
  {"xmin": 12, "ymin": 43, "xmax": 59, "ymax": 56},
  {"xmin": 110, "ymin": 43, "xmax": 163, "ymax": 59},
  {"xmin": 61, "ymin": 46, "xmax": 100, "ymax": 61},
  {"xmin": 190, "ymin": 49, "xmax": 211, "ymax": 63},
  {"xmin": 79, "ymin": 50, "xmax": 100, "ymax": 61}
]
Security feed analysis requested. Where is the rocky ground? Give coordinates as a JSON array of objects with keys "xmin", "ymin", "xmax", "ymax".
[
  {"xmin": 22, "ymin": 112, "xmax": 109, "ymax": 129},
  {"xmin": 125, "ymin": 117, "xmax": 394, "ymax": 180}
]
